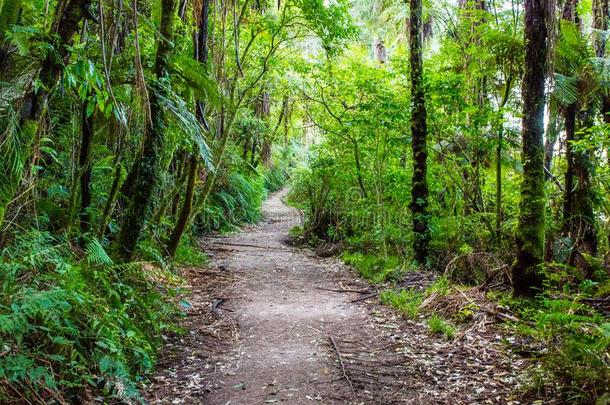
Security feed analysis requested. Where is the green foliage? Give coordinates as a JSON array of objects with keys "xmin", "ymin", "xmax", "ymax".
[
  {"xmin": 173, "ymin": 237, "xmax": 209, "ymax": 267},
  {"xmin": 379, "ymin": 289, "xmax": 423, "ymax": 319},
  {"xmin": 196, "ymin": 170, "xmax": 266, "ymax": 233},
  {"xmin": 0, "ymin": 231, "xmax": 177, "ymax": 402},
  {"xmin": 342, "ymin": 252, "xmax": 403, "ymax": 284},
  {"xmin": 427, "ymin": 314, "xmax": 456, "ymax": 339},
  {"xmin": 514, "ymin": 295, "xmax": 609, "ymax": 403}
]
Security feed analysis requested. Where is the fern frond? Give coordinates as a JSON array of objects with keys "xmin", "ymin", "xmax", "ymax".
[
  {"xmin": 86, "ymin": 239, "xmax": 113, "ymax": 266},
  {"xmin": 151, "ymin": 80, "xmax": 215, "ymax": 171}
]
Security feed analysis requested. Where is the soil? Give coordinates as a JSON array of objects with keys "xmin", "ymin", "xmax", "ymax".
[{"xmin": 143, "ymin": 190, "xmax": 529, "ymax": 404}]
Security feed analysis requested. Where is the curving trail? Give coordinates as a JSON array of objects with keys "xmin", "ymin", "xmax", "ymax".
[{"xmin": 144, "ymin": 190, "xmax": 526, "ymax": 404}]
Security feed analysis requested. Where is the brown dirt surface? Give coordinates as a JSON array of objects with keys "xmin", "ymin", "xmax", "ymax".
[{"xmin": 143, "ymin": 190, "xmax": 530, "ymax": 404}]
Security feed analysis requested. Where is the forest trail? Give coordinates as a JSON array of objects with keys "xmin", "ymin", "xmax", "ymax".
[{"xmin": 144, "ymin": 190, "xmax": 526, "ymax": 404}]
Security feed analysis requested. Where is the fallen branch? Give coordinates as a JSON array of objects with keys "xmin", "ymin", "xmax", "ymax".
[
  {"xmin": 207, "ymin": 241, "xmax": 291, "ymax": 251},
  {"xmin": 351, "ymin": 292, "xmax": 377, "ymax": 303},
  {"xmin": 329, "ymin": 336, "xmax": 356, "ymax": 397},
  {"xmin": 316, "ymin": 287, "xmax": 370, "ymax": 294}
]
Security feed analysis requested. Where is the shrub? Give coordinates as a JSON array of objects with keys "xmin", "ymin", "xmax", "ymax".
[
  {"xmin": 342, "ymin": 252, "xmax": 403, "ymax": 283},
  {"xmin": 0, "ymin": 231, "xmax": 177, "ymax": 402}
]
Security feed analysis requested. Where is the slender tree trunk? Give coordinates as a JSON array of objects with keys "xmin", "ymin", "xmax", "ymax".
[
  {"xmin": 562, "ymin": 104, "xmax": 577, "ymax": 223},
  {"xmin": 544, "ymin": 100, "xmax": 560, "ymax": 179},
  {"xmin": 79, "ymin": 102, "xmax": 94, "ymax": 233},
  {"xmin": 495, "ymin": 128, "xmax": 503, "ymax": 238},
  {"xmin": 165, "ymin": 0, "xmax": 210, "ymax": 257},
  {"xmin": 409, "ymin": 0, "xmax": 430, "ymax": 264},
  {"xmin": 166, "ymin": 155, "xmax": 198, "ymax": 257},
  {"xmin": 513, "ymin": 0, "xmax": 547, "ymax": 296},
  {"xmin": 353, "ymin": 140, "xmax": 368, "ymax": 199},
  {"xmin": 564, "ymin": 107, "xmax": 598, "ymax": 272},
  {"xmin": 117, "ymin": 0, "xmax": 177, "ymax": 259}
]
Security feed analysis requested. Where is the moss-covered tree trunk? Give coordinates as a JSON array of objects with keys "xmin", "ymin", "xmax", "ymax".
[
  {"xmin": 79, "ymin": 102, "xmax": 94, "ymax": 233},
  {"xmin": 513, "ymin": 0, "xmax": 547, "ymax": 296},
  {"xmin": 117, "ymin": 0, "xmax": 177, "ymax": 259},
  {"xmin": 166, "ymin": 155, "xmax": 198, "ymax": 257},
  {"xmin": 409, "ymin": 0, "xmax": 430, "ymax": 264}
]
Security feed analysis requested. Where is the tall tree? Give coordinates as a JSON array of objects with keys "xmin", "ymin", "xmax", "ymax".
[
  {"xmin": 117, "ymin": 0, "xmax": 177, "ymax": 259},
  {"xmin": 165, "ymin": 0, "xmax": 211, "ymax": 258},
  {"xmin": 409, "ymin": 0, "xmax": 430, "ymax": 264},
  {"xmin": 513, "ymin": 0, "xmax": 548, "ymax": 295}
]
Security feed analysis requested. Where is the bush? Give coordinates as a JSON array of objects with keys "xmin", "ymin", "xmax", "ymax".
[
  {"xmin": 0, "ymin": 231, "xmax": 177, "ymax": 402},
  {"xmin": 516, "ymin": 296, "xmax": 610, "ymax": 403}
]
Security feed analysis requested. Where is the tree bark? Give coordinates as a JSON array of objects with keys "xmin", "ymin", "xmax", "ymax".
[
  {"xmin": 544, "ymin": 99, "xmax": 560, "ymax": 180},
  {"xmin": 166, "ymin": 155, "xmax": 198, "ymax": 257},
  {"xmin": 513, "ymin": 0, "xmax": 547, "ymax": 296},
  {"xmin": 79, "ymin": 102, "xmax": 94, "ymax": 233},
  {"xmin": 117, "ymin": 0, "xmax": 177, "ymax": 259},
  {"xmin": 409, "ymin": 0, "xmax": 430, "ymax": 265},
  {"xmin": 563, "ymin": 107, "xmax": 598, "ymax": 272}
]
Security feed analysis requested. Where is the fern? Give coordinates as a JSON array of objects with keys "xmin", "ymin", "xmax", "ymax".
[{"xmin": 86, "ymin": 239, "xmax": 113, "ymax": 266}]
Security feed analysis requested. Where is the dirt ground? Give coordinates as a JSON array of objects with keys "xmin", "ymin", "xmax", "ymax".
[{"xmin": 143, "ymin": 190, "xmax": 530, "ymax": 404}]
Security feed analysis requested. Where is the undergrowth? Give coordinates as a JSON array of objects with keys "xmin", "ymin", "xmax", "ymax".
[
  {"xmin": 0, "ymin": 231, "xmax": 179, "ymax": 403},
  {"xmin": 341, "ymin": 252, "xmax": 403, "ymax": 284}
]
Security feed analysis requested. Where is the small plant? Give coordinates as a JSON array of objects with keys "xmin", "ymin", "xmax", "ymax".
[
  {"xmin": 342, "ymin": 252, "xmax": 403, "ymax": 284},
  {"xmin": 380, "ymin": 289, "xmax": 423, "ymax": 319},
  {"xmin": 427, "ymin": 314, "xmax": 456, "ymax": 339},
  {"xmin": 174, "ymin": 238, "xmax": 208, "ymax": 267},
  {"xmin": 426, "ymin": 276, "xmax": 450, "ymax": 297}
]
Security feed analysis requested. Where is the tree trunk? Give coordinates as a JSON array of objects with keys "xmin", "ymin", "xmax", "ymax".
[
  {"xmin": 409, "ymin": 0, "xmax": 430, "ymax": 265},
  {"xmin": 79, "ymin": 102, "xmax": 94, "ymax": 233},
  {"xmin": 564, "ymin": 107, "xmax": 598, "ymax": 272},
  {"xmin": 166, "ymin": 155, "xmax": 198, "ymax": 257},
  {"xmin": 544, "ymin": 99, "xmax": 560, "ymax": 179},
  {"xmin": 513, "ymin": 0, "xmax": 547, "ymax": 296},
  {"xmin": 165, "ymin": 0, "xmax": 210, "ymax": 258},
  {"xmin": 495, "ymin": 128, "xmax": 503, "ymax": 239},
  {"xmin": 117, "ymin": 0, "xmax": 177, "ymax": 259}
]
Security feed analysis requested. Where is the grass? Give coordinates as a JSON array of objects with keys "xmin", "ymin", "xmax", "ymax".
[
  {"xmin": 427, "ymin": 314, "xmax": 456, "ymax": 339},
  {"xmin": 342, "ymin": 252, "xmax": 403, "ymax": 284},
  {"xmin": 379, "ymin": 289, "xmax": 423, "ymax": 319}
]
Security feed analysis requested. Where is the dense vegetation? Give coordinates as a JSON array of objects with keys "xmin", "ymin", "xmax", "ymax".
[{"xmin": 0, "ymin": 0, "xmax": 608, "ymax": 403}]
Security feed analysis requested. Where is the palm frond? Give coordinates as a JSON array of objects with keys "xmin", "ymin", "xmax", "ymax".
[
  {"xmin": 170, "ymin": 54, "xmax": 221, "ymax": 108},
  {"xmin": 151, "ymin": 80, "xmax": 215, "ymax": 171},
  {"xmin": 553, "ymin": 73, "xmax": 579, "ymax": 106}
]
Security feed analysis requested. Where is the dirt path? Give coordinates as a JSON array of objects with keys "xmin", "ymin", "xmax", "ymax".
[{"xmin": 144, "ymin": 190, "xmax": 527, "ymax": 404}]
